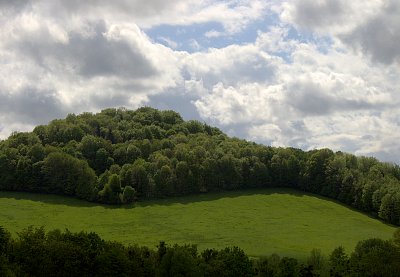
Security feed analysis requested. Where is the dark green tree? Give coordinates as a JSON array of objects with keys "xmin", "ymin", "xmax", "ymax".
[
  {"xmin": 329, "ymin": 246, "xmax": 349, "ymax": 277},
  {"xmin": 350, "ymin": 238, "xmax": 400, "ymax": 277}
]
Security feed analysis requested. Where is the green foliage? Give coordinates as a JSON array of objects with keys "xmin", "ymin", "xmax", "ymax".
[
  {"xmin": 329, "ymin": 246, "xmax": 349, "ymax": 277},
  {"xmin": 42, "ymin": 152, "xmax": 97, "ymax": 198},
  {"xmin": 159, "ymin": 244, "xmax": 200, "ymax": 277},
  {"xmin": 209, "ymin": 246, "xmax": 253, "ymax": 277},
  {"xmin": 1, "ymin": 225, "xmax": 400, "ymax": 277},
  {"xmin": 393, "ymin": 228, "xmax": 400, "ymax": 247},
  {"xmin": 108, "ymin": 174, "xmax": 121, "ymax": 193},
  {"xmin": 99, "ymin": 174, "xmax": 121, "ymax": 204},
  {"xmin": 122, "ymin": 185, "xmax": 136, "ymax": 203},
  {"xmin": 1, "ymin": 106, "xmax": 400, "ymax": 226},
  {"xmin": 0, "ymin": 226, "xmax": 11, "ymax": 256},
  {"xmin": 379, "ymin": 191, "xmax": 400, "ymax": 225},
  {"xmin": 350, "ymin": 238, "xmax": 400, "ymax": 276},
  {"xmin": 276, "ymin": 257, "xmax": 298, "ymax": 277},
  {"xmin": 307, "ymin": 248, "xmax": 328, "ymax": 276}
]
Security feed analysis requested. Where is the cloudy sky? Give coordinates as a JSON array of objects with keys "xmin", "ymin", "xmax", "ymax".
[{"xmin": 0, "ymin": 0, "xmax": 399, "ymax": 163}]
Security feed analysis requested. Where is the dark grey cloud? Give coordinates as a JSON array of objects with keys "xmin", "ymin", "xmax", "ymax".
[
  {"xmin": 0, "ymin": 0, "xmax": 179, "ymax": 17},
  {"xmin": 288, "ymin": 0, "xmax": 400, "ymax": 65},
  {"xmin": 372, "ymin": 149, "xmax": 400, "ymax": 164},
  {"xmin": 147, "ymin": 88, "xmax": 202, "ymax": 121},
  {"xmin": 87, "ymin": 93, "xmax": 133, "ymax": 111},
  {"xmin": 286, "ymin": 82, "xmax": 383, "ymax": 116},
  {"xmin": 60, "ymin": 0, "xmax": 177, "ymax": 17},
  {"xmin": 0, "ymin": 0, "xmax": 30, "ymax": 12},
  {"xmin": 0, "ymin": 0, "xmax": 186, "ymax": 25},
  {"xmin": 13, "ymin": 21, "xmax": 157, "ymax": 79},
  {"xmin": 291, "ymin": 0, "xmax": 344, "ymax": 29},
  {"xmin": 342, "ymin": 1, "xmax": 400, "ymax": 64},
  {"xmin": 69, "ymin": 24, "xmax": 156, "ymax": 78},
  {"xmin": 228, "ymin": 59, "xmax": 277, "ymax": 85},
  {"xmin": 0, "ymin": 87, "xmax": 66, "ymax": 125}
]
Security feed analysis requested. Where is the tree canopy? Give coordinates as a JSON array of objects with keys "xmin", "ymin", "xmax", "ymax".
[
  {"xmin": 1, "ymin": 225, "xmax": 400, "ymax": 276},
  {"xmin": 1, "ymin": 107, "xmax": 400, "ymax": 225}
]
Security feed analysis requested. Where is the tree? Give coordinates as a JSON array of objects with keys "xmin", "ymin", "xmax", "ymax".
[
  {"xmin": 155, "ymin": 165, "xmax": 175, "ymax": 196},
  {"xmin": 42, "ymin": 152, "xmax": 97, "ymax": 199},
  {"xmin": 13, "ymin": 226, "xmax": 48, "ymax": 276},
  {"xmin": 277, "ymin": 257, "xmax": 298, "ymax": 277},
  {"xmin": 79, "ymin": 135, "xmax": 111, "ymax": 167},
  {"xmin": 108, "ymin": 174, "xmax": 121, "ymax": 193},
  {"xmin": 201, "ymin": 247, "xmax": 253, "ymax": 277},
  {"xmin": 158, "ymin": 245, "xmax": 200, "ymax": 277},
  {"xmin": 99, "ymin": 174, "xmax": 121, "ymax": 204},
  {"xmin": 175, "ymin": 161, "xmax": 192, "ymax": 195},
  {"xmin": 307, "ymin": 248, "xmax": 328, "ymax": 276},
  {"xmin": 122, "ymin": 186, "xmax": 136, "ymax": 203},
  {"xmin": 393, "ymin": 229, "xmax": 400, "ymax": 247},
  {"xmin": 350, "ymin": 238, "xmax": 400, "ymax": 277},
  {"xmin": 95, "ymin": 242, "xmax": 129, "ymax": 276},
  {"xmin": 0, "ymin": 226, "xmax": 11, "ymax": 256},
  {"xmin": 16, "ymin": 156, "xmax": 33, "ymax": 190},
  {"xmin": 302, "ymin": 149, "xmax": 334, "ymax": 193},
  {"xmin": 120, "ymin": 160, "xmax": 149, "ymax": 197},
  {"xmin": 28, "ymin": 143, "xmax": 45, "ymax": 163},
  {"xmin": 94, "ymin": 148, "xmax": 113, "ymax": 174},
  {"xmin": 329, "ymin": 246, "xmax": 349, "ymax": 277},
  {"xmin": 218, "ymin": 155, "xmax": 242, "ymax": 190},
  {"xmin": 379, "ymin": 191, "xmax": 400, "ymax": 225},
  {"xmin": 255, "ymin": 254, "xmax": 281, "ymax": 277}
]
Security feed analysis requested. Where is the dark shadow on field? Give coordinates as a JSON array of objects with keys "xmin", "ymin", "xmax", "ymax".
[
  {"xmin": 0, "ymin": 188, "xmax": 279, "ymax": 208},
  {"xmin": 0, "ymin": 188, "xmax": 299, "ymax": 209},
  {"xmin": 0, "ymin": 191, "xmax": 97, "ymax": 208},
  {"xmin": 0, "ymin": 188, "xmax": 396, "ymax": 227}
]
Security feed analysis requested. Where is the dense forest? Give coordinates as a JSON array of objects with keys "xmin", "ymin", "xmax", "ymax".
[
  {"xmin": 1, "ymin": 107, "xmax": 400, "ymax": 224},
  {"xmin": 1, "ymin": 226, "xmax": 400, "ymax": 276}
]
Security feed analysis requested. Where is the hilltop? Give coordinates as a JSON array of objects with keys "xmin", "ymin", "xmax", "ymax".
[{"xmin": 0, "ymin": 107, "xmax": 400, "ymax": 225}]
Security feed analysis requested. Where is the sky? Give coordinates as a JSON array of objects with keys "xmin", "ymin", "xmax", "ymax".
[{"xmin": 0, "ymin": 0, "xmax": 399, "ymax": 163}]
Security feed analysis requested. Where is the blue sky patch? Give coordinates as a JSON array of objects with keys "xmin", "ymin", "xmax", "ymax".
[{"xmin": 144, "ymin": 12, "xmax": 280, "ymax": 52}]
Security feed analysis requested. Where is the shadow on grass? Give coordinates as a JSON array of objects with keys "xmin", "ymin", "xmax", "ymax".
[
  {"xmin": 0, "ymin": 187, "xmax": 301, "ymax": 208},
  {"xmin": 0, "ymin": 188, "xmax": 396, "ymax": 227},
  {"xmin": 0, "ymin": 191, "xmax": 97, "ymax": 208}
]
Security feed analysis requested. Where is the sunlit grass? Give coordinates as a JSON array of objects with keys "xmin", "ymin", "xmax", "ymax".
[{"xmin": 0, "ymin": 188, "xmax": 396, "ymax": 258}]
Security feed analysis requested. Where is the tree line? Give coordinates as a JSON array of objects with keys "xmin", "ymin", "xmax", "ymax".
[
  {"xmin": 1, "ymin": 226, "xmax": 400, "ymax": 276},
  {"xmin": 1, "ymin": 107, "xmax": 400, "ymax": 224}
]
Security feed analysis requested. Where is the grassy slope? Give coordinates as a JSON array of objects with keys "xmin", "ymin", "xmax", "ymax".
[{"xmin": 0, "ymin": 189, "xmax": 396, "ymax": 258}]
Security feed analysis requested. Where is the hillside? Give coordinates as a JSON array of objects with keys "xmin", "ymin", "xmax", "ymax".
[
  {"xmin": 0, "ymin": 189, "xmax": 395, "ymax": 258},
  {"xmin": 0, "ymin": 107, "xmax": 400, "ymax": 225}
]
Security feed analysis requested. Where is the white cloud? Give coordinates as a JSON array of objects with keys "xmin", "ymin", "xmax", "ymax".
[
  {"xmin": 194, "ymin": 82, "xmax": 281, "ymax": 125},
  {"xmin": 280, "ymin": 0, "xmax": 400, "ymax": 64},
  {"xmin": 183, "ymin": 43, "xmax": 280, "ymax": 88},
  {"xmin": 204, "ymin": 30, "xmax": 223, "ymax": 38},
  {"xmin": 186, "ymin": 27, "xmax": 400, "ymax": 161},
  {"xmin": 0, "ymin": 0, "xmax": 400, "ymax": 164},
  {"xmin": 189, "ymin": 39, "xmax": 201, "ymax": 51},
  {"xmin": 280, "ymin": 0, "xmax": 383, "ymax": 34},
  {"xmin": 2, "ymin": 0, "xmax": 267, "ymax": 35},
  {"xmin": 0, "ymin": 14, "xmax": 184, "ymax": 132},
  {"xmin": 158, "ymin": 36, "xmax": 179, "ymax": 49}
]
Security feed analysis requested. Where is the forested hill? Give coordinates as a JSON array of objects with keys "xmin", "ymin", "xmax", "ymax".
[{"xmin": 1, "ymin": 107, "xmax": 400, "ymax": 225}]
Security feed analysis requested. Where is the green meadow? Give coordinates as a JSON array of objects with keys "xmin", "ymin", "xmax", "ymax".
[{"xmin": 0, "ymin": 189, "xmax": 396, "ymax": 258}]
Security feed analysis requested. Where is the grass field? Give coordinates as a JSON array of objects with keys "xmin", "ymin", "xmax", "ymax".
[{"xmin": 0, "ymin": 189, "xmax": 396, "ymax": 258}]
